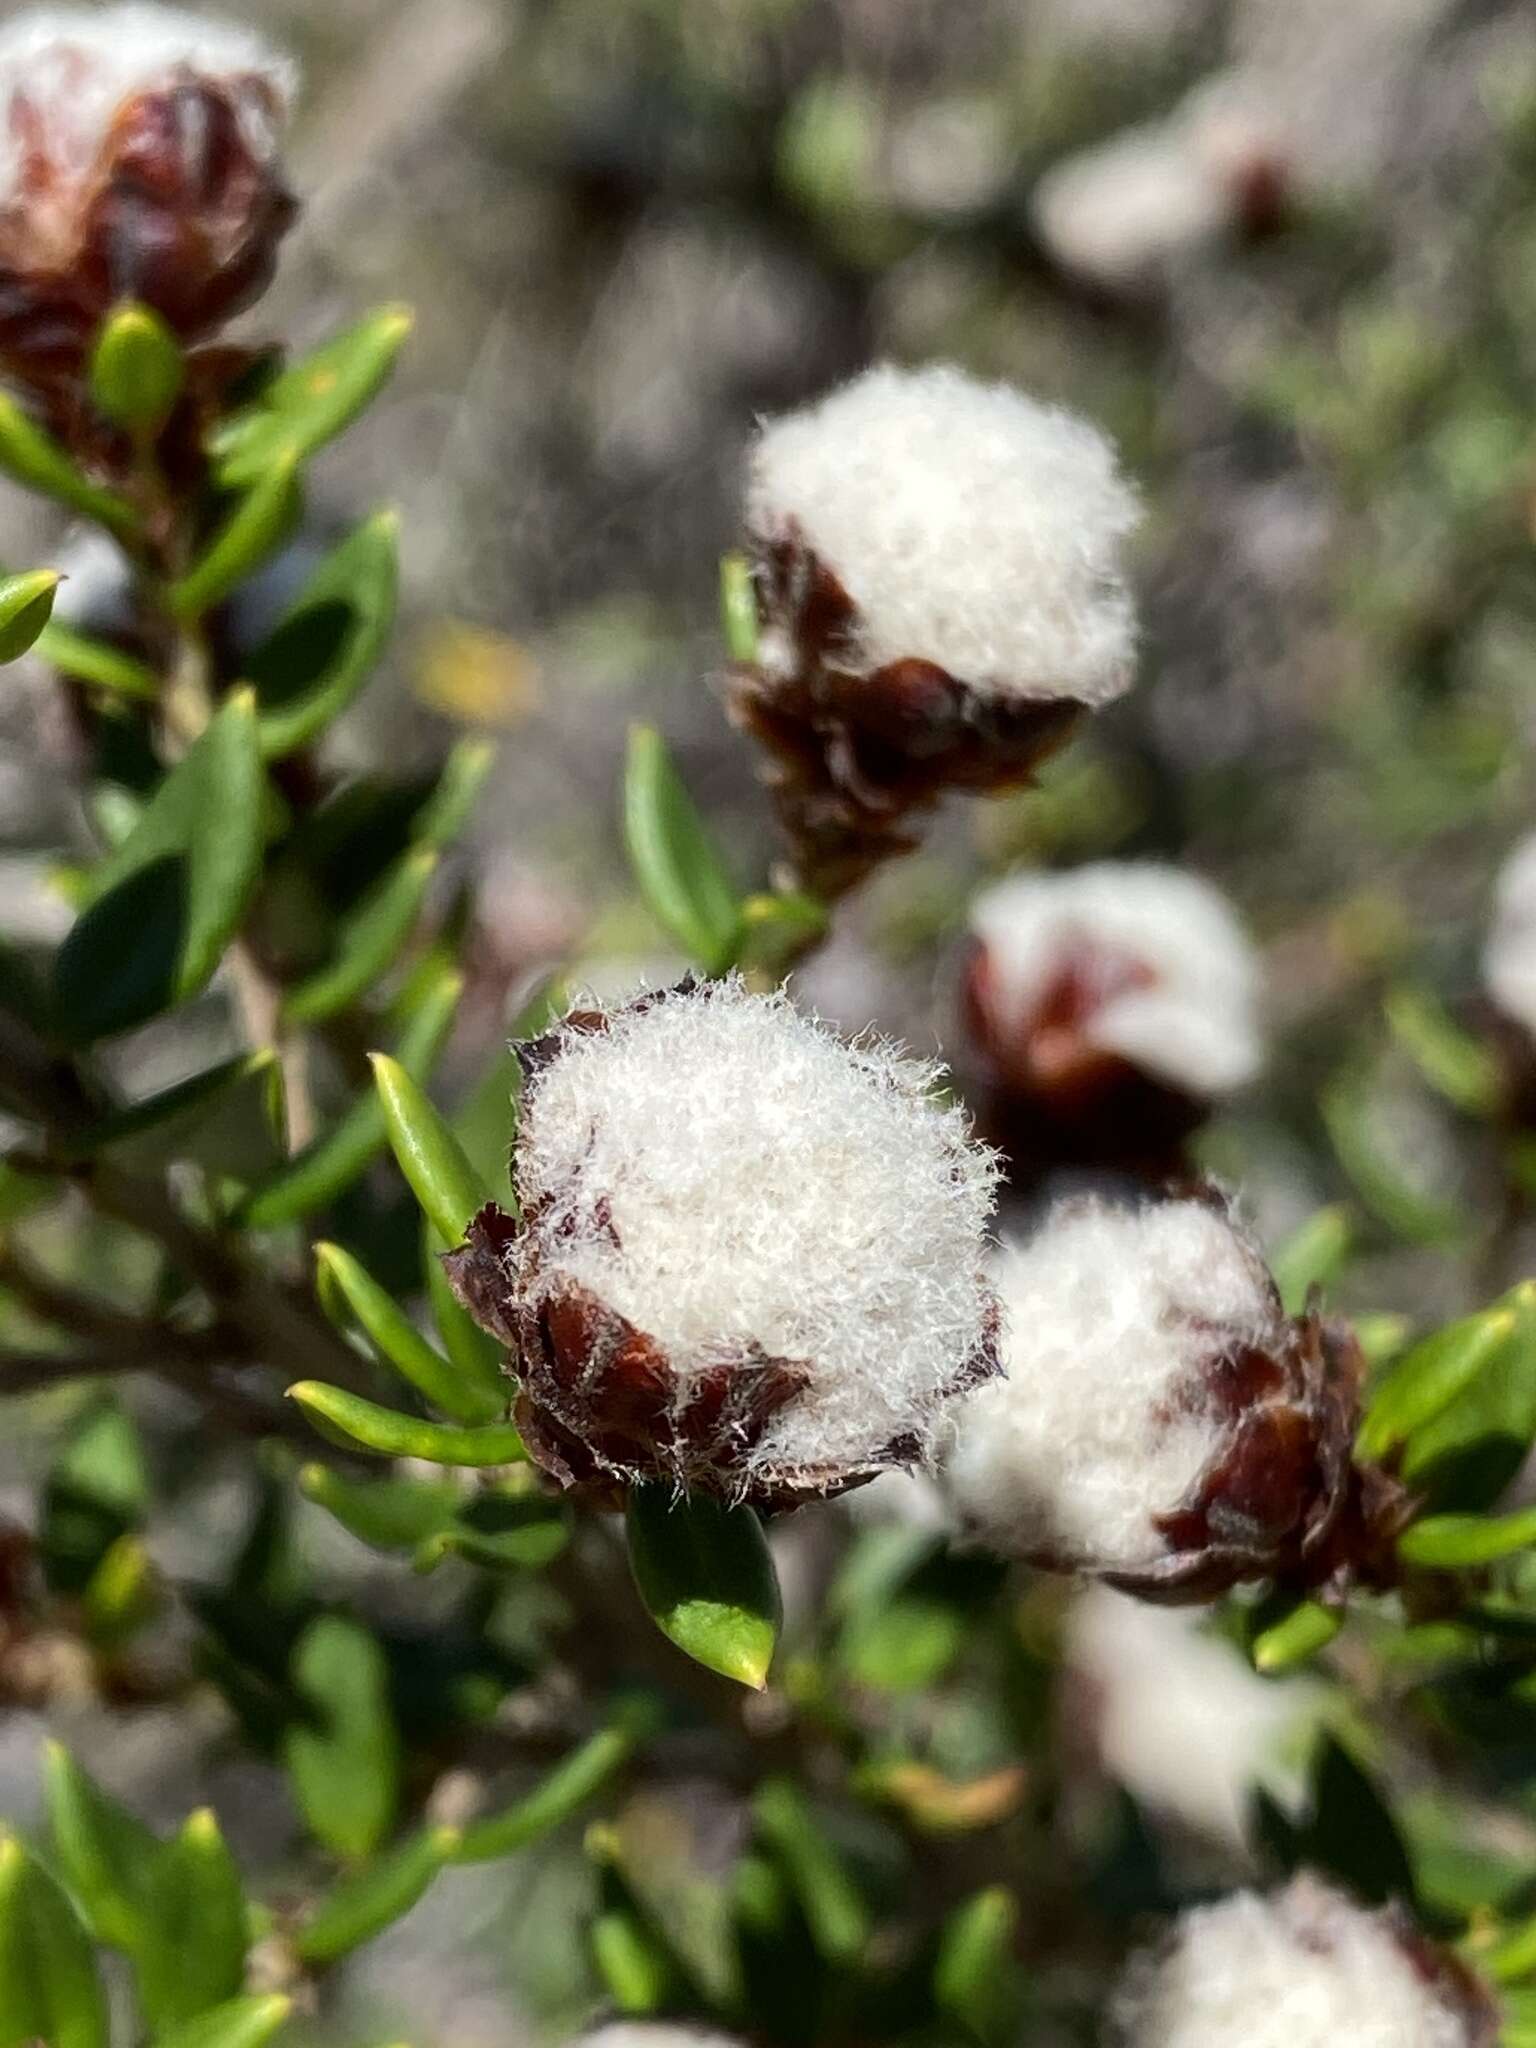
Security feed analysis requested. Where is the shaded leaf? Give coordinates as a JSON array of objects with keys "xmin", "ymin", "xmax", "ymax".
[
  {"xmin": 246, "ymin": 513, "xmax": 398, "ymax": 760},
  {"xmin": 296, "ymin": 1826, "xmax": 457, "ymax": 1965},
  {"xmin": 284, "ymin": 1616, "xmax": 400, "ymax": 1861},
  {"xmin": 0, "ymin": 1833, "xmax": 108, "ymax": 2048},
  {"xmin": 169, "ymin": 459, "xmax": 302, "ymax": 619},
  {"xmin": 626, "ymin": 1485, "xmax": 780, "ymax": 1691},
  {"xmin": 0, "ymin": 392, "xmax": 135, "ymax": 533},
  {"xmin": 313, "ymin": 1240, "xmax": 502, "ymax": 1424},
  {"xmin": 623, "ymin": 724, "xmax": 741, "ymax": 974},
  {"xmin": 282, "ymin": 849, "xmax": 436, "ymax": 1024}
]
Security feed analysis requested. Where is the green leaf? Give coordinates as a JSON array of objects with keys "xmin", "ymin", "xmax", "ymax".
[
  {"xmin": 452, "ymin": 1726, "xmax": 635, "ymax": 1864},
  {"xmin": 623, "ymin": 724, "xmax": 742, "ymax": 974},
  {"xmin": 80, "ymin": 1533, "xmax": 159, "ymax": 1647},
  {"xmin": 169, "ymin": 458, "xmax": 302, "ymax": 620},
  {"xmin": 753, "ymin": 1779, "xmax": 869, "ymax": 1965},
  {"xmin": 134, "ymin": 1809, "xmax": 248, "ymax": 2029},
  {"xmin": 39, "ymin": 1402, "xmax": 149, "ymax": 1598},
  {"xmin": 90, "ymin": 304, "xmax": 184, "ymax": 435},
  {"xmin": 0, "ymin": 392, "xmax": 136, "ymax": 534},
  {"xmin": 0, "ymin": 1833, "xmax": 108, "ymax": 2048},
  {"xmin": 298, "ymin": 1463, "xmax": 462, "ymax": 1551},
  {"xmin": 1306, "ymin": 1737, "xmax": 1415, "ymax": 1908},
  {"xmin": 1400, "ymin": 1285, "xmax": 1536, "ymax": 1512},
  {"xmin": 295, "ymin": 1826, "xmax": 457, "ymax": 1964},
  {"xmin": 60, "ymin": 1050, "xmax": 285, "ymax": 1180},
  {"xmin": 211, "ymin": 307, "xmax": 414, "ymax": 488},
  {"xmin": 282, "ymin": 848, "xmax": 437, "ymax": 1024},
  {"xmin": 313, "ymin": 1241, "xmax": 502, "ymax": 1424},
  {"xmin": 411, "ymin": 1485, "xmax": 568, "ymax": 1574},
  {"xmin": 32, "ymin": 617, "xmax": 159, "ymax": 699},
  {"xmin": 1385, "ymin": 985, "xmax": 1501, "ymax": 1117},
  {"xmin": 1357, "ymin": 1304, "xmax": 1519, "ymax": 1463},
  {"xmin": 1322, "ymin": 1065, "xmax": 1466, "ymax": 1245},
  {"xmin": 236, "ymin": 965, "xmax": 460, "ymax": 1228},
  {"xmin": 590, "ymin": 1909, "xmax": 672, "ymax": 2014},
  {"xmin": 43, "ymin": 1741, "xmax": 159, "ymax": 1949},
  {"xmin": 718, "ymin": 550, "xmax": 758, "ymax": 663},
  {"xmin": 287, "ymin": 1381, "xmax": 526, "ymax": 1466},
  {"xmin": 1248, "ymin": 1596, "xmax": 1344, "ymax": 1673},
  {"xmin": 837, "ymin": 1594, "xmax": 965, "ymax": 1694},
  {"xmin": 284, "ymin": 1616, "xmax": 400, "ymax": 1861},
  {"xmin": 736, "ymin": 889, "xmax": 828, "ymax": 973},
  {"xmin": 412, "ymin": 738, "xmax": 495, "ymax": 850},
  {"xmin": 934, "ymin": 1887, "xmax": 1020, "ymax": 2045},
  {"xmin": 246, "ymin": 513, "xmax": 398, "ymax": 759},
  {"xmin": 1398, "ymin": 1507, "xmax": 1536, "ymax": 1568},
  {"xmin": 152, "ymin": 1994, "xmax": 293, "ymax": 2048},
  {"xmin": 1272, "ymin": 1205, "xmax": 1355, "ymax": 1314},
  {"xmin": 626, "ymin": 1484, "xmax": 779, "ymax": 1691},
  {"xmin": 0, "ymin": 569, "xmax": 60, "ymax": 663},
  {"xmin": 54, "ymin": 690, "xmax": 264, "ymax": 1041},
  {"xmin": 371, "ymin": 1052, "xmax": 491, "ymax": 1246}
]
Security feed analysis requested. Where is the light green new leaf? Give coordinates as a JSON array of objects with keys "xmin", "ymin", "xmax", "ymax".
[
  {"xmin": 0, "ymin": 392, "xmax": 136, "ymax": 534},
  {"xmin": 623, "ymin": 725, "xmax": 742, "ymax": 975},
  {"xmin": 313, "ymin": 1241, "xmax": 501, "ymax": 1423},
  {"xmin": 288, "ymin": 1381, "xmax": 526, "ymax": 1466},
  {"xmin": 33, "ymin": 618, "xmax": 160, "ymax": 700},
  {"xmin": 371, "ymin": 1052, "xmax": 492, "ymax": 1246},
  {"xmin": 626, "ymin": 1484, "xmax": 780, "ymax": 1691},
  {"xmin": 0, "ymin": 569, "xmax": 60, "ymax": 663},
  {"xmin": 282, "ymin": 848, "xmax": 437, "ymax": 1024},
  {"xmin": 0, "ymin": 1833, "xmax": 108, "ymax": 2048},
  {"xmin": 1248, "ymin": 1596, "xmax": 1344, "ymax": 1673},
  {"xmin": 90, "ymin": 304, "xmax": 184, "ymax": 436},
  {"xmin": 134, "ymin": 1809, "xmax": 248, "ymax": 2030},
  {"xmin": 152, "ymin": 1994, "xmax": 293, "ymax": 2048},
  {"xmin": 284, "ymin": 1615, "xmax": 400, "ymax": 1861},
  {"xmin": 169, "ymin": 459, "xmax": 302, "ymax": 620},
  {"xmin": 210, "ymin": 307, "xmax": 413, "ymax": 488},
  {"xmin": 1357, "ymin": 1305, "xmax": 1519, "ymax": 1463},
  {"xmin": 54, "ymin": 690, "xmax": 265, "ymax": 1041},
  {"xmin": 1399, "ymin": 1284, "xmax": 1536, "ymax": 1513},
  {"xmin": 43, "ymin": 1741, "xmax": 159, "ymax": 1950},
  {"xmin": 296, "ymin": 1826, "xmax": 457, "ymax": 1964},
  {"xmin": 1398, "ymin": 1506, "xmax": 1536, "ymax": 1569},
  {"xmin": 246, "ymin": 512, "xmax": 398, "ymax": 759}
]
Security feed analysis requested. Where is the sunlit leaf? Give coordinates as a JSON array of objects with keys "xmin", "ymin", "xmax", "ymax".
[
  {"xmin": 623, "ymin": 724, "xmax": 742, "ymax": 975},
  {"xmin": 626, "ymin": 1485, "xmax": 780, "ymax": 1691}
]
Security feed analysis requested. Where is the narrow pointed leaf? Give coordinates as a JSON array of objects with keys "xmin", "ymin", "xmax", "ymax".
[
  {"xmin": 169, "ymin": 458, "xmax": 301, "ymax": 619},
  {"xmin": 296, "ymin": 1825, "xmax": 457, "ymax": 1964},
  {"xmin": 211, "ymin": 307, "xmax": 413, "ymax": 487},
  {"xmin": 284, "ymin": 1615, "xmax": 400, "ymax": 1861},
  {"xmin": 0, "ymin": 392, "xmax": 136, "ymax": 532},
  {"xmin": 152, "ymin": 1994, "xmax": 293, "ymax": 2048},
  {"xmin": 623, "ymin": 724, "xmax": 742, "ymax": 974},
  {"xmin": 33, "ymin": 618, "xmax": 158, "ymax": 698},
  {"xmin": 1399, "ymin": 1287, "xmax": 1536, "ymax": 1512},
  {"xmin": 1249, "ymin": 1596, "xmax": 1344, "ymax": 1673},
  {"xmin": 590, "ymin": 1909, "xmax": 671, "ymax": 2014},
  {"xmin": 1322, "ymin": 1065, "xmax": 1466, "ymax": 1245},
  {"xmin": 753, "ymin": 1779, "xmax": 869, "ymax": 1964},
  {"xmin": 0, "ymin": 569, "xmax": 60, "ymax": 662},
  {"xmin": 412, "ymin": 738, "xmax": 495, "ymax": 850},
  {"xmin": 452, "ymin": 1726, "xmax": 635, "ymax": 1863},
  {"xmin": 1305, "ymin": 1737, "xmax": 1416, "ymax": 1908},
  {"xmin": 282, "ymin": 848, "xmax": 437, "ymax": 1024},
  {"xmin": 626, "ymin": 1484, "xmax": 780, "ymax": 1690},
  {"xmin": 287, "ymin": 1381, "xmax": 525, "ymax": 1466},
  {"xmin": 0, "ymin": 1833, "xmax": 108, "ymax": 2048},
  {"xmin": 718, "ymin": 551, "xmax": 758, "ymax": 663},
  {"xmin": 1398, "ymin": 1507, "xmax": 1536, "ymax": 1568},
  {"xmin": 60, "ymin": 1050, "xmax": 284, "ymax": 1179},
  {"xmin": 934, "ymin": 1886, "xmax": 1020, "ymax": 2043},
  {"xmin": 246, "ymin": 512, "xmax": 398, "ymax": 759},
  {"xmin": 1272, "ymin": 1205, "xmax": 1354, "ymax": 1314},
  {"xmin": 134, "ymin": 1809, "xmax": 247, "ymax": 2028},
  {"xmin": 43, "ymin": 1740, "xmax": 159, "ymax": 1949},
  {"xmin": 1358, "ymin": 1306, "xmax": 1519, "ymax": 1463},
  {"xmin": 370, "ymin": 1052, "xmax": 491, "ymax": 1246},
  {"xmin": 313, "ymin": 1241, "xmax": 501, "ymax": 1423},
  {"xmin": 236, "ymin": 965, "xmax": 460, "ymax": 1227},
  {"xmin": 1385, "ymin": 985, "xmax": 1502, "ymax": 1117},
  {"xmin": 90, "ymin": 304, "xmax": 184, "ymax": 434},
  {"xmin": 297, "ymin": 1463, "xmax": 461, "ymax": 1551}
]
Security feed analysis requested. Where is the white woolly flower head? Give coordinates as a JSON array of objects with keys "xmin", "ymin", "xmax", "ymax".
[
  {"xmin": 1112, "ymin": 1876, "xmax": 1485, "ymax": 2048},
  {"xmin": 1483, "ymin": 830, "xmax": 1536, "ymax": 1039},
  {"xmin": 0, "ymin": 6, "xmax": 295, "ymax": 200},
  {"xmin": 943, "ymin": 1193, "xmax": 1281, "ymax": 1573},
  {"xmin": 967, "ymin": 861, "xmax": 1264, "ymax": 1098},
  {"xmin": 577, "ymin": 2030, "xmax": 745, "ymax": 2048},
  {"xmin": 747, "ymin": 362, "xmax": 1141, "ymax": 706},
  {"xmin": 506, "ymin": 977, "xmax": 1001, "ymax": 1497}
]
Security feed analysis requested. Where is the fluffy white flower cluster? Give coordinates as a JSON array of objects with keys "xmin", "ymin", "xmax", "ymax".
[
  {"xmin": 747, "ymin": 362, "xmax": 1141, "ymax": 707},
  {"xmin": 0, "ymin": 5, "xmax": 294, "ymax": 199},
  {"xmin": 943, "ymin": 1194, "xmax": 1278, "ymax": 1572},
  {"xmin": 1483, "ymin": 831, "xmax": 1536, "ymax": 1039},
  {"xmin": 966, "ymin": 861, "xmax": 1264, "ymax": 1099},
  {"xmin": 1113, "ymin": 1877, "xmax": 1482, "ymax": 2048},
  {"xmin": 510, "ymin": 977, "xmax": 1001, "ymax": 1491}
]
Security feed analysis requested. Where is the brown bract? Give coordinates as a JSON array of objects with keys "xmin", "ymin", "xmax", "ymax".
[
  {"xmin": 0, "ymin": 70, "xmax": 294, "ymax": 399},
  {"xmin": 729, "ymin": 524, "xmax": 1082, "ymax": 898},
  {"xmin": 1389, "ymin": 1910, "xmax": 1502, "ymax": 2048},
  {"xmin": 960, "ymin": 933, "xmax": 1205, "ymax": 1187}
]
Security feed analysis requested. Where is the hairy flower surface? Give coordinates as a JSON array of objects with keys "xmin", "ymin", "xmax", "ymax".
[
  {"xmin": 943, "ymin": 1193, "xmax": 1376, "ymax": 1598},
  {"xmin": 1112, "ymin": 1875, "xmax": 1497, "ymax": 2048},
  {"xmin": 0, "ymin": 5, "xmax": 296, "ymax": 392},
  {"xmin": 732, "ymin": 363, "xmax": 1141, "ymax": 893},
  {"xmin": 446, "ymin": 978, "xmax": 1001, "ymax": 1506}
]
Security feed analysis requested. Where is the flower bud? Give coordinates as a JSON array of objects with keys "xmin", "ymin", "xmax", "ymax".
[
  {"xmin": 444, "ymin": 979, "xmax": 1001, "ymax": 1508},
  {"xmin": 942, "ymin": 1191, "xmax": 1398, "ymax": 1601},
  {"xmin": 733, "ymin": 363, "xmax": 1141, "ymax": 895},
  {"xmin": 0, "ymin": 6, "xmax": 297, "ymax": 397},
  {"xmin": 960, "ymin": 862, "xmax": 1262, "ymax": 1184},
  {"xmin": 1112, "ymin": 1874, "xmax": 1498, "ymax": 2048}
]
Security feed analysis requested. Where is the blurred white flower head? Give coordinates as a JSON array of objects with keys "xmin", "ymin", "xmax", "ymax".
[
  {"xmin": 748, "ymin": 362, "xmax": 1141, "ymax": 707},
  {"xmin": 1483, "ymin": 831, "xmax": 1536, "ymax": 1038},
  {"xmin": 1112, "ymin": 1874, "xmax": 1492, "ymax": 2048}
]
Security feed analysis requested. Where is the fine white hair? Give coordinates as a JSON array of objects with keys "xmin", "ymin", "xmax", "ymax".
[
  {"xmin": 1068, "ymin": 1586, "xmax": 1315, "ymax": 1850},
  {"xmin": 0, "ymin": 6, "xmax": 296, "ymax": 198},
  {"xmin": 577, "ymin": 2032, "xmax": 744, "ymax": 2048},
  {"xmin": 943, "ymin": 1195, "xmax": 1276, "ymax": 1571},
  {"xmin": 748, "ymin": 363, "xmax": 1141, "ymax": 708},
  {"xmin": 1483, "ymin": 831, "xmax": 1536, "ymax": 1039},
  {"xmin": 1112, "ymin": 1876, "xmax": 1471, "ymax": 2048},
  {"xmin": 968, "ymin": 862, "xmax": 1264, "ymax": 1097},
  {"xmin": 515, "ymin": 978, "xmax": 1001, "ymax": 1485}
]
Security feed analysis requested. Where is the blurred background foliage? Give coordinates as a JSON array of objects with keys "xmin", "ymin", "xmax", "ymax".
[{"xmin": 8, "ymin": 0, "xmax": 1536, "ymax": 2042}]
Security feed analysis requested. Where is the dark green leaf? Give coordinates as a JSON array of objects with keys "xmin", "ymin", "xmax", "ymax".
[
  {"xmin": 90, "ymin": 304, "xmax": 184, "ymax": 435},
  {"xmin": 623, "ymin": 724, "xmax": 742, "ymax": 974},
  {"xmin": 0, "ymin": 1832, "xmax": 108, "ymax": 2048},
  {"xmin": 40, "ymin": 1401, "xmax": 149, "ymax": 1598},
  {"xmin": 287, "ymin": 1381, "xmax": 526, "ymax": 1466},
  {"xmin": 1306, "ymin": 1737, "xmax": 1415, "ymax": 1907},
  {"xmin": 282, "ymin": 848, "xmax": 436, "ymax": 1024},
  {"xmin": 284, "ymin": 1616, "xmax": 400, "ymax": 1861},
  {"xmin": 246, "ymin": 513, "xmax": 398, "ymax": 759},
  {"xmin": 626, "ymin": 1484, "xmax": 780, "ymax": 1691},
  {"xmin": 412, "ymin": 1486, "xmax": 568, "ymax": 1574}
]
